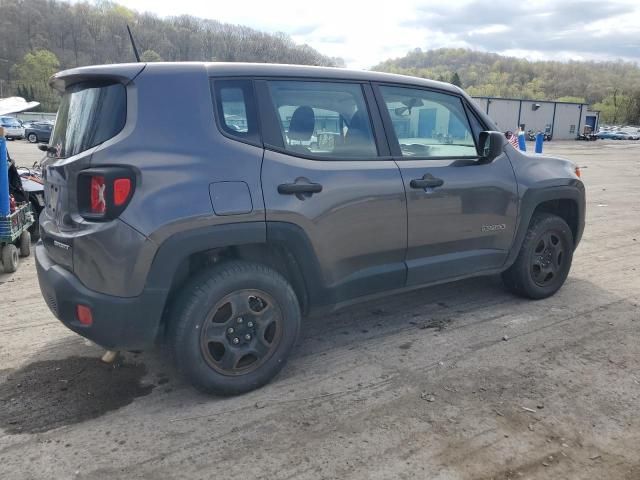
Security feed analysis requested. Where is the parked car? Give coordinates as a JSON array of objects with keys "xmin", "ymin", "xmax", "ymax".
[
  {"xmin": 0, "ymin": 116, "xmax": 25, "ymax": 140},
  {"xmin": 612, "ymin": 131, "xmax": 635, "ymax": 140},
  {"xmin": 25, "ymin": 122, "xmax": 53, "ymax": 143},
  {"xmin": 36, "ymin": 63, "xmax": 585, "ymax": 395},
  {"xmin": 596, "ymin": 131, "xmax": 630, "ymax": 140},
  {"xmin": 618, "ymin": 130, "xmax": 640, "ymax": 140}
]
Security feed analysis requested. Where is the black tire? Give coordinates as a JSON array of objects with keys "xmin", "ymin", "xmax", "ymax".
[
  {"xmin": 28, "ymin": 198, "xmax": 40, "ymax": 242},
  {"xmin": 502, "ymin": 213, "xmax": 574, "ymax": 299},
  {"xmin": 1, "ymin": 244, "xmax": 19, "ymax": 273},
  {"xmin": 19, "ymin": 231, "xmax": 31, "ymax": 257},
  {"xmin": 27, "ymin": 133, "xmax": 38, "ymax": 143},
  {"xmin": 169, "ymin": 261, "xmax": 301, "ymax": 395}
]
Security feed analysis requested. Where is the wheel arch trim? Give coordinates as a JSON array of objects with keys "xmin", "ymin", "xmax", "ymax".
[{"xmin": 505, "ymin": 183, "xmax": 585, "ymax": 268}]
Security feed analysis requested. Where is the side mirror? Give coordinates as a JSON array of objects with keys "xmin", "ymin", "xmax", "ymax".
[{"xmin": 479, "ymin": 131, "xmax": 507, "ymax": 162}]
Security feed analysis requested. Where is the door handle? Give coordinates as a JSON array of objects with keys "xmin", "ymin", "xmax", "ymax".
[
  {"xmin": 410, "ymin": 174, "xmax": 444, "ymax": 189},
  {"xmin": 277, "ymin": 182, "xmax": 323, "ymax": 195}
]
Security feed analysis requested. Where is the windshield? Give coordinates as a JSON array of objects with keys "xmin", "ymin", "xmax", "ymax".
[
  {"xmin": 50, "ymin": 82, "xmax": 126, "ymax": 158},
  {"xmin": 1, "ymin": 117, "xmax": 21, "ymax": 127}
]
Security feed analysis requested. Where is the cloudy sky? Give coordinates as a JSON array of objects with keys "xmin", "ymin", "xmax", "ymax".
[{"xmin": 118, "ymin": 0, "xmax": 640, "ymax": 68}]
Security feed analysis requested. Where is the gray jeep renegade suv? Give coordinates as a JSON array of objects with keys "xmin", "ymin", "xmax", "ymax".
[{"xmin": 36, "ymin": 62, "xmax": 585, "ymax": 395}]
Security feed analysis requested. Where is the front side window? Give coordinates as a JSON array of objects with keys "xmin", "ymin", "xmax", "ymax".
[
  {"xmin": 379, "ymin": 85, "xmax": 477, "ymax": 158},
  {"xmin": 212, "ymin": 79, "xmax": 260, "ymax": 145},
  {"xmin": 267, "ymin": 80, "xmax": 377, "ymax": 158}
]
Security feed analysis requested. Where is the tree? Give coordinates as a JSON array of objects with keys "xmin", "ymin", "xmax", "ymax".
[
  {"xmin": 450, "ymin": 72, "xmax": 462, "ymax": 87},
  {"xmin": 373, "ymin": 48, "xmax": 640, "ymax": 110},
  {"xmin": 556, "ymin": 96, "xmax": 586, "ymax": 103},
  {"xmin": 140, "ymin": 50, "xmax": 163, "ymax": 62},
  {"xmin": 11, "ymin": 49, "xmax": 60, "ymax": 111}
]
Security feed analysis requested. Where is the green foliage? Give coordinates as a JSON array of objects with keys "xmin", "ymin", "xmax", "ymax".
[
  {"xmin": 10, "ymin": 50, "xmax": 60, "ymax": 111},
  {"xmin": 0, "ymin": 0, "xmax": 341, "ymax": 111},
  {"xmin": 140, "ymin": 50, "xmax": 163, "ymax": 62},
  {"xmin": 592, "ymin": 91, "xmax": 640, "ymax": 124},
  {"xmin": 556, "ymin": 96, "xmax": 586, "ymax": 104},
  {"xmin": 374, "ymin": 48, "xmax": 640, "ymax": 124},
  {"xmin": 450, "ymin": 72, "xmax": 462, "ymax": 87}
]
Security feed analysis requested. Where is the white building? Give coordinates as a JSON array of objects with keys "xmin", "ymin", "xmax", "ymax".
[{"xmin": 471, "ymin": 96, "xmax": 599, "ymax": 140}]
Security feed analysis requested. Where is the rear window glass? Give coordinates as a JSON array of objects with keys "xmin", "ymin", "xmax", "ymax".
[
  {"xmin": 267, "ymin": 80, "xmax": 377, "ymax": 159},
  {"xmin": 50, "ymin": 82, "xmax": 126, "ymax": 158}
]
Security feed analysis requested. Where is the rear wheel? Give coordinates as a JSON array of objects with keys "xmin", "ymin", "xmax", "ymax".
[
  {"xmin": 502, "ymin": 213, "xmax": 574, "ymax": 299},
  {"xmin": 169, "ymin": 261, "xmax": 301, "ymax": 395},
  {"xmin": 27, "ymin": 133, "xmax": 37, "ymax": 143},
  {"xmin": 1, "ymin": 244, "xmax": 19, "ymax": 273}
]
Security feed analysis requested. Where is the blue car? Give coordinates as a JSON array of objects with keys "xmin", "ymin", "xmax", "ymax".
[
  {"xmin": 25, "ymin": 122, "xmax": 53, "ymax": 143},
  {"xmin": 596, "ymin": 131, "xmax": 624, "ymax": 140}
]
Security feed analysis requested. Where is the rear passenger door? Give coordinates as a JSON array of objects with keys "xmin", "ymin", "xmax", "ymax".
[
  {"xmin": 374, "ymin": 84, "xmax": 518, "ymax": 287},
  {"xmin": 258, "ymin": 79, "xmax": 407, "ymax": 307}
]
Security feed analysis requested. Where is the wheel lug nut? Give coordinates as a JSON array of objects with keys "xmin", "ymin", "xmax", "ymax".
[
  {"xmin": 247, "ymin": 321, "xmax": 254, "ymax": 328},
  {"xmin": 227, "ymin": 327, "xmax": 234, "ymax": 334},
  {"xmin": 244, "ymin": 334, "xmax": 251, "ymax": 340},
  {"xmin": 232, "ymin": 337, "xmax": 239, "ymax": 345},
  {"xmin": 236, "ymin": 317, "xmax": 243, "ymax": 324}
]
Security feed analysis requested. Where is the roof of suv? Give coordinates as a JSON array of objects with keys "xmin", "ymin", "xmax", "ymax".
[
  {"xmin": 51, "ymin": 62, "xmax": 462, "ymax": 96},
  {"xmin": 205, "ymin": 62, "xmax": 460, "ymax": 92}
]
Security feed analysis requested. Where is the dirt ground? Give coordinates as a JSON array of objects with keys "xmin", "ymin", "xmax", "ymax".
[{"xmin": 1, "ymin": 140, "xmax": 639, "ymax": 480}]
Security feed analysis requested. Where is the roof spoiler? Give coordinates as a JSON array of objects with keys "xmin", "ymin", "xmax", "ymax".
[{"xmin": 49, "ymin": 63, "xmax": 145, "ymax": 93}]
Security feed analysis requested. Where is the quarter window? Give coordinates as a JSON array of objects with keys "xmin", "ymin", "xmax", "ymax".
[
  {"xmin": 212, "ymin": 79, "xmax": 260, "ymax": 145},
  {"xmin": 267, "ymin": 80, "xmax": 377, "ymax": 158},
  {"xmin": 379, "ymin": 86, "xmax": 477, "ymax": 158}
]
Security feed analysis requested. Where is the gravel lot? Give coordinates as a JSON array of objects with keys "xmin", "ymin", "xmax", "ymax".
[{"xmin": 1, "ymin": 140, "xmax": 639, "ymax": 480}]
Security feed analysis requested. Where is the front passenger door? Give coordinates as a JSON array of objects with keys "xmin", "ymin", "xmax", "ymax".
[{"xmin": 375, "ymin": 84, "xmax": 518, "ymax": 287}]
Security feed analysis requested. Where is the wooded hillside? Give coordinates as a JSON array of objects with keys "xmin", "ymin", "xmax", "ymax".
[
  {"xmin": 0, "ymin": 0, "xmax": 342, "ymax": 111},
  {"xmin": 374, "ymin": 48, "xmax": 640, "ymax": 124}
]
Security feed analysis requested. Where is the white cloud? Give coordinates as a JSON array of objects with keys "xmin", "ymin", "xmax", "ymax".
[{"xmin": 115, "ymin": 0, "xmax": 640, "ymax": 68}]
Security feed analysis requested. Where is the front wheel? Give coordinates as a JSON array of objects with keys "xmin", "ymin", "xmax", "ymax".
[
  {"xmin": 502, "ymin": 213, "xmax": 574, "ymax": 299},
  {"xmin": 27, "ymin": 133, "xmax": 38, "ymax": 143},
  {"xmin": 169, "ymin": 261, "xmax": 301, "ymax": 395}
]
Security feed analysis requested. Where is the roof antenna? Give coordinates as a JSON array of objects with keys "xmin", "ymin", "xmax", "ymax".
[{"xmin": 126, "ymin": 24, "xmax": 141, "ymax": 62}]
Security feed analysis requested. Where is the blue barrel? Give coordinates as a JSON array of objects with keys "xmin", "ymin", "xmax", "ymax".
[
  {"xmin": 0, "ymin": 136, "xmax": 9, "ymax": 217},
  {"xmin": 535, "ymin": 132, "xmax": 544, "ymax": 153},
  {"xmin": 517, "ymin": 132, "xmax": 526, "ymax": 151}
]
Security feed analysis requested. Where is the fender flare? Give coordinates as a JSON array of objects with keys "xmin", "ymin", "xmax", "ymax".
[
  {"xmin": 505, "ymin": 182, "xmax": 585, "ymax": 268},
  {"xmin": 145, "ymin": 222, "xmax": 266, "ymax": 292},
  {"xmin": 144, "ymin": 221, "xmax": 328, "ymax": 310}
]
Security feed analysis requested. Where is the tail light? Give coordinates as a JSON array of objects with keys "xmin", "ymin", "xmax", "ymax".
[
  {"xmin": 78, "ymin": 167, "xmax": 135, "ymax": 220},
  {"xmin": 90, "ymin": 176, "xmax": 106, "ymax": 214}
]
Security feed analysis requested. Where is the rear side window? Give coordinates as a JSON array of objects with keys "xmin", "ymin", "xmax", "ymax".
[
  {"xmin": 50, "ymin": 82, "xmax": 126, "ymax": 158},
  {"xmin": 212, "ymin": 79, "xmax": 260, "ymax": 145},
  {"xmin": 267, "ymin": 80, "xmax": 378, "ymax": 159}
]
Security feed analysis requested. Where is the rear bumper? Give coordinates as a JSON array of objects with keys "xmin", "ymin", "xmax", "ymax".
[{"xmin": 35, "ymin": 242, "xmax": 166, "ymax": 350}]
